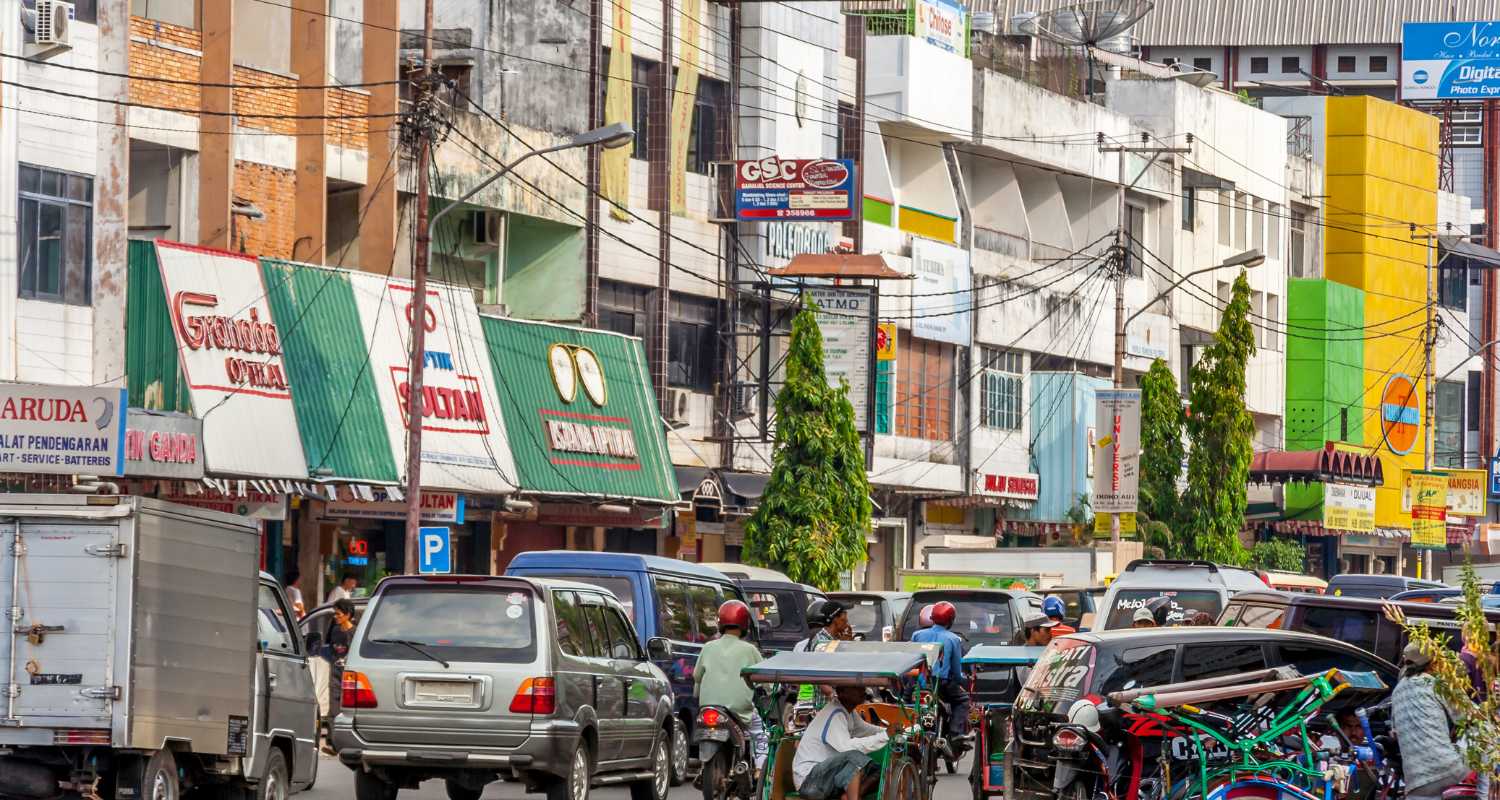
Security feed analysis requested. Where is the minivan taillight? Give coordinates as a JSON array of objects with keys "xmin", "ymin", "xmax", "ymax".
[
  {"xmin": 510, "ymin": 678, "xmax": 557, "ymax": 714},
  {"xmin": 342, "ymin": 670, "xmax": 378, "ymax": 709}
]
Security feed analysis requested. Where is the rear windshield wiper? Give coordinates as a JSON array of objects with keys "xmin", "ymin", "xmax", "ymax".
[{"xmin": 370, "ymin": 638, "xmax": 451, "ymax": 668}]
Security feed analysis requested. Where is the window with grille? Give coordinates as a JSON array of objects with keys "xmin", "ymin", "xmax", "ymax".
[
  {"xmin": 18, "ymin": 164, "xmax": 92, "ymax": 305},
  {"xmin": 1435, "ymin": 380, "xmax": 1465, "ymax": 468},
  {"xmin": 1438, "ymin": 248, "xmax": 1468, "ymax": 310},
  {"xmin": 979, "ymin": 348, "xmax": 1023, "ymax": 430},
  {"xmin": 1281, "ymin": 56, "xmax": 1301, "ymax": 74},
  {"xmin": 1368, "ymin": 55, "xmax": 1388, "ymax": 73},
  {"xmin": 895, "ymin": 332, "xmax": 954, "ymax": 442},
  {"xmin": 1193, "ymin": 57, "xmax": 1212, "ymax": 72},
  {"xmin": 1250, "ymin": 57, "xmax": 1268, "ymax": 74},
  {"xmin": 1336, "ymin": 56, "xmax": 1356, "ymax": 73}
]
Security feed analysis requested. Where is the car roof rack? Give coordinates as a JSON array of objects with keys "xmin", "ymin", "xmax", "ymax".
[{"xmin": 1123, "ymin": 559, "xmax": 1221, "ymax": 573}]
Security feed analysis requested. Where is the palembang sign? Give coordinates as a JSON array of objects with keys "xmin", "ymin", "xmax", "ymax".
[
  {"xmin": 0, "ymin": 383, "xmax": 127, "ymax": 476},
  {"xmin": 154, "ymin": 241, "xmax": 307, "ymax": 479}
]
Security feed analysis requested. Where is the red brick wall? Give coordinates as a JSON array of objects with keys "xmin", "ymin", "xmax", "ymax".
[
  {"xmin": 330, "ymin": 89, "xmax": 369, "ymax": 150},
  {"xmin": 232, "ymin": 66, "xmax": 296, "ymax": 135},
  {"xmin": 128, "ymin": 17, "xmax": 201, "ymax": 111},
  {"xmin": 233, "ymin": 162, "xmax": 297, "ymax": 259}
]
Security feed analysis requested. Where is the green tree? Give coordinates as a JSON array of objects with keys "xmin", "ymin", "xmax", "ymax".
[
  {"xmin": 1139, "ymin": 358, "xmax": 1185, "ymax": 533},
  {"xmin": 1248, "ymin": 539, "xmax": 1305, "ymax": 572},
  {"xmin": 742, "ymin": 298, "xmax": 872, "ymax": 590},
  {"xmin": 1180, "ymin": 272, "xmax": 1256, "ymax": 565}
]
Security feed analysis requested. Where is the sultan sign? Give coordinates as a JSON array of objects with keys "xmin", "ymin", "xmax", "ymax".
[
  {"xmin": 734, "ymin": 157, "xmax": 857, "ymax": 221},
  {"xmin": 1403, "ymin": 21, "xmax": 1500, "ymax": 99},
  {"xmin": 0, "ymin": 383, "xmax": 127, "ymax": 476}
]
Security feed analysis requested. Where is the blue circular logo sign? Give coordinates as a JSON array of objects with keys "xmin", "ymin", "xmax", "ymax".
[{"xmin": 1413, "ymin": 69, "xmax": 1430, "ymax": 85}]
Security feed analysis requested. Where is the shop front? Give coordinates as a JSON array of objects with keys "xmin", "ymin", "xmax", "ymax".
[
  {"xmin": 1247, "ymin": 444, "xmax": 1387, "ymax": 578},
  {"xmin": 480, "ymin": 316, "xmax": 678, "ymax": 568}
]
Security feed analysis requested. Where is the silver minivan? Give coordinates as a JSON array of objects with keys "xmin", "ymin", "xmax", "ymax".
[{"xmin": 333, "ymin": 575, "xmax": 676, "ymax": 800}]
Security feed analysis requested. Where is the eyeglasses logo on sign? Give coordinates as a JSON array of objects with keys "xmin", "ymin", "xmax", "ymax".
[{"xmin": 547, "ymin": 344, "xmax": 607, "ymax": 407}]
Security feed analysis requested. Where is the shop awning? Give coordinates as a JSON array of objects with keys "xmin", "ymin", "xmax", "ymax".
[
  {"xmin": 481, "ymin": 317, "xmax": 677, "ymax": 504},
  {"xmin": 721, "ymin": 471, "xmax": 771, "ymax": 505},
  {"xmin": 1249, "ymin": 445, "xmax": 1383, "ymax": 486},
  {"xmin": 1258, "ymin": 519, "xmax": 1408, "ymax": 539}
]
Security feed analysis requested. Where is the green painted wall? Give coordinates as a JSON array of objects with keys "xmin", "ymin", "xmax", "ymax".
[
  {"xmin": 504, "ymin": 215, "xmax": 585, "ymax": 322},
  {"xmin": 1285, "ymin": 279, "xmax": 1365, "ymax": 451}
]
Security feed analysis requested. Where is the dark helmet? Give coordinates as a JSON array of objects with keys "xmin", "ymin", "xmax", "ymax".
[
  {"xmin": 930, "ymin": 601, "xmax": 957, "ymax": 629},
  {"xmin": 717, "ymin": 600, "xmax": 752, "ymax": 632},
  {"xmin": 1043, "ymin": 596, "xmax": 1067, "ymax": 620},
  {"xmin": 917, "ymin": 604, "xmax": 936, "ymax": 628},
  {"xmin": 806, "ymin": 599, "xmax": 848, "ymax": 628}
]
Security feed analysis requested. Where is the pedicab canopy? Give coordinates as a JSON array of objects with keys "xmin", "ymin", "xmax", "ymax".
[
  {"xmin": 816, "ymin": 640, "xmax": 942, "ymax": 670},
  {"xmin": 743, "ymin": 651, "xmax": 928, "ymax": 688},
  {"xmin": 961, "ymin": 645, "xmax": 1046, "ymax": 667}
]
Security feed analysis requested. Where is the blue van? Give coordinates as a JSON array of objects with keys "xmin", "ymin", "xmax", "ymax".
[{"xmin": 506, "ymin": 551, "xmax": 748, "ymax": 785}]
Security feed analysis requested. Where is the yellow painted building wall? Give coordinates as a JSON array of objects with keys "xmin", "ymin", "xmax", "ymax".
[{"xmin": 1322, "ymin": 97, "xmax": 1439, "ymax": 530}]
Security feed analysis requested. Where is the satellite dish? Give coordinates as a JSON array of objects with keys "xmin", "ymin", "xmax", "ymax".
[
  {"xmin": 1170, "ymin": 63, "xmax": 1219, "ymax": 88},
  {"xmin": 1027, "ymin": 0, "xmax": 1154, "ymax": 100}
]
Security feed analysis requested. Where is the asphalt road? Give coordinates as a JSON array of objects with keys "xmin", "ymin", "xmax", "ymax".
[{"xmin": 303, "ymin": 752, "xmax": 979, "ymax": 800}]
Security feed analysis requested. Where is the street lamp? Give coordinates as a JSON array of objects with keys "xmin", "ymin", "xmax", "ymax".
[
  {"xmin": 1121, "ymin": 248, "xmax": 1264, "ymax": 332},
  {"xmin": 429, "ymin": 122, "xmax": 635, "ymax": 231},
  {"xmin": 402, "ymin": 122, "xmax": 636, "ymax": 571}
]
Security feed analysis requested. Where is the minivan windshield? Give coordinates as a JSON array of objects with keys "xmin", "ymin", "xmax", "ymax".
[
  {"xmin": 904, "ymin": 594, "xmax": 1016, "ymax": 644},
  {"xmin": 1104, "ymin": 589, "xmax": 1221, "ymax": 629},
  {"xmin": 361, "ymin": 584, "xmax": 538, "ymax": 663}
]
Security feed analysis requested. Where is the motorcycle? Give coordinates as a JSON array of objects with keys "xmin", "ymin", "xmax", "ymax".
[
  {"xmin": 693, "ymin": 705, "xmax": 756, "ymax": 800},
  {"xmin": 1050, "ymin": 699, "xmax": 1124, "ymax": 800}
]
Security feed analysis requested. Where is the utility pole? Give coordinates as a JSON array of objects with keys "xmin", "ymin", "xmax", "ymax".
[
  {"xmin": 403, "ymin": 0, "xmax": 437, "ymax": 573},
  {"xmin": 1098, "ymin": 133, "xmax": 1191, "ymax": 545}
]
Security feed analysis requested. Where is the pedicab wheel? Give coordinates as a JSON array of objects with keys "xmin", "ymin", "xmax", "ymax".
[{"xmin": 883, "ymin": 758, "xmax": 920, "ymax": 800}]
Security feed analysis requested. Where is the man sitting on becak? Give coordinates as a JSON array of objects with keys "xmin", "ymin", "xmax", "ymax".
[{"xmin": 792, "ymin": 685, "xmax": 889, "ymax": 800}]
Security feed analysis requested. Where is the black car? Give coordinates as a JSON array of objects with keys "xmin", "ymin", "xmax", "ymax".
[
  {"xmin": 1326, "ymin": 573, "xmax": 1445, "ymax": 599},
  {"xmin": 829, "ymin": 591, "xmax": 912, "ymax": 642},
  {"xmin": 1007, "ymin": 627, "xmax": 1397, "ymax": 800},
  {"xmin": 702, "ymin": 564, "xmax": 826, "ymax": 653}
]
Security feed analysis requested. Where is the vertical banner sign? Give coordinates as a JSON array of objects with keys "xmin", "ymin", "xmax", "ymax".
[
  {"xmin": 910, "ymin": 238, "xmax": 972, "ymax": 348},
  {"xmin": 1091, "ymin": 389, "xmax": 1141, "ymax": 514},
  {"xmin": 153, "ymin": 241, "xmax": 308, "ymax": 478},
  {"xmin": 1401, "ymin": 22, "xmax": 1500, "ymax": 100},
  {"xmin": 874, "ymin": 322, "xmax": 896, "ymax": 435},
  {"xmin": 806, "ymin": 286, "xmax": 875, "ymax": 432},
  {"xmin": 600, "ymin": 0, "xmax": 633, "ymax": 221},
  {"xmin": 1409, "ymin": 470, "xmax": 1449, "ymax": 550},
  {"xmin": 348, "ymin": 274, "xmax": 518, "ymax": 493},
  {"xmin": 669, "ymin": 0, "xmax": 702, "ymax": 215}
]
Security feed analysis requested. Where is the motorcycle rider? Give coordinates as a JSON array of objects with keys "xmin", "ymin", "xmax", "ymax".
[
  {"xmin": 1042, "ymin": 596, "xmax": 1076, "ymax": 635},
  {"xmin": 694, "ymin": 600, "xmax": 768, "ymax": 772},
  {"xmin": 1391, "ymin": 643, "xmax": 1469, "ymax": 800},
  {"xmin": 917, "ymin": 603, "xmax": 935, "ymax": 630},
  {"xmin": 797, "ymin": 599, "xmax": 852, "ymax": 652},
  {"xmin": 911, "ymin": 600, "xmax": 970, "ymax": 742}
]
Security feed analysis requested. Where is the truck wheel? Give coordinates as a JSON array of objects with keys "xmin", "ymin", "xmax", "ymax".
[
  {"xmin": 144, "ymin": 750, "xmax": 181, "ymax": 800},
  {"xmin": 355, "ymin": 770, "xmax": 399, "ymax": 800},
  {"xmin": 546, "ymin": 743, "xmax": 591, "ymax": 800},
  {"xmin": 256, "ymin": 749, "xmax": 289, "ymax": 800},
  {"xmin": 445, "ymin": 780, "xmax": 484, "ymax": 800}
]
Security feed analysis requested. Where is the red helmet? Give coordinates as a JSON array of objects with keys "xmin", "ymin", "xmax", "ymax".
[
  {"xmin": 717, "ymin": 600, "xmax": 752, "ymax": 632},
  {"xmin": 917, "ymin": 604, "xmax": 935, "ymax": 628},
  {"xmin": 930, "ymin": 601, "xmax": 957, "ymax": 629}
]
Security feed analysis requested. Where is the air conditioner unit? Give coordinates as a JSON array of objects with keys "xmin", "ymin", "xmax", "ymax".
[
  {"xmin": 664, "ymin": 388, "xmax": 693, "ymax": 427},
  {"xmin": 467, "ymin": 210, "xmax": 501, "ymax": 247},
  {"xmin": 33, "ymin": 0, "xmax": 72, "ymax": 50},
  {"xmin": 732, "ymin": 384, "xmax": 759, "ymax": 420}
]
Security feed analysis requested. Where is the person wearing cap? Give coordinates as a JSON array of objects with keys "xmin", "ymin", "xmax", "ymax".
[
  {"xmin": 1042, "ymin": 596, "xmax": 1076, "ymax": 636},
  {"xmin": 1391, "ymin": 642, "xmax": 1469, "ymax": 800},
  {"xmin": 797, "ymin": 599, "xmax": 852, "ymax": 653},
  {"xmin": 910, "ymin": 601, "xmax": 970, "ymax": 740},
  {"xmin": 1020, "ymin": 612, "xmax": 1058, "ymax": 646},
  {"xmin": 1131, "ymin": 606, "xmax": 1157, "ymax": 628}
]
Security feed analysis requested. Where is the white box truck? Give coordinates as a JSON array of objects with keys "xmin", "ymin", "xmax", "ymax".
[
  {"xmin": 0, "ymin": 494, "xmax": 317, "ymax": 800},
  {"xmin": 922, "ymin": 546, "xmax": 1114, "ymax": 588}
]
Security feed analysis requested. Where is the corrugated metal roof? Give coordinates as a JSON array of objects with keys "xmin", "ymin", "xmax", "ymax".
[
  {"xmin": 261, "ymin": 260, "xmax": 399, "ymax": 484},
  {"xmin": 481, "ymin": 316, "xmax": 678, "ymax": 503},
  {"xmin": 977, "ymin": 0, "xmax": 1499, "ymax": 46},
  {"xmin": 125, "ymin": 240, "xmax": 191, "ymax": 413}
]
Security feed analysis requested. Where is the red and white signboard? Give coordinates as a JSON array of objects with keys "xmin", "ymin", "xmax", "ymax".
[
  {"xmin": 349, "ymin": 274, "xmax": 517, "ymax": 493},
  {"xmin": 977, "ymin": 472, "xmax": 1040, "ymax": 502},
  {"xmin": 154, "ymin": 241, "xmax": 308, "ymax": 478}
]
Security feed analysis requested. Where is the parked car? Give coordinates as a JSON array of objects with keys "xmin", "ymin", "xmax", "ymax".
[
  {"xmin": 1095, "ymin": 559, "xmax": 1270, "ymax": 630},
  {"xmin": 1007, "ymin": 627, "xmax": 1397, "ymax": 800},
  {"xmin": 829, "ymin": 590, "xmax": 913, "ymax": 642},
  {"xmin": 334, "ymin": 574, "xmax": 675, "ymax": 800},
  {"xmin": 1040, "ymin": 586, "xmax": 1101, "ymax": 629},
  {"xmin": 1218, "ymin": 588, "xmax": 1500, "ymax": 665},
  {"xmin": 506, "ymin": 551, "xmax": 749, "ymax": 785},
  {"xmin": 1326, "ymin": 573, "xmax": 1445, "ymax": 599},
  {"xmin": 701, "ymin": 562, "xmax": 826, "ymax": 653}
]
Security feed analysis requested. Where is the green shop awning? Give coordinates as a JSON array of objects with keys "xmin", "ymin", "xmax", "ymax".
[{"xmin": 480, "ymin": 316, "xmax": 677, "ymax": 504}]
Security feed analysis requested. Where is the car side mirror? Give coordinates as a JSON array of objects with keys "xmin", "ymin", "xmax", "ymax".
[{"xmin": 646, "ymin": 637, "xmax": 673, "ymax": 661}]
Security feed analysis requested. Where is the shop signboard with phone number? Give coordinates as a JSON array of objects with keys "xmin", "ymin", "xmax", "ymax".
[{"xmin": 734, "ymin": 157, "xmax": 857, "ymax": 221}]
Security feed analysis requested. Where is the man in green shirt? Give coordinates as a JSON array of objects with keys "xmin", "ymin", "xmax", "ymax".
[{"xmin": 694, "ymin": 600, "xmax": 767, "ymax": 770}]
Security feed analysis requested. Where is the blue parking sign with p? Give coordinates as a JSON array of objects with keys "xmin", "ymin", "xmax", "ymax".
[{"xmin": 419, "ymin": 526, "xmax": 452, "ymax": 575}]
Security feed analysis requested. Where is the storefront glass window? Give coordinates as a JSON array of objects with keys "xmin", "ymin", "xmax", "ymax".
[{"xmin": 655, "ymin": 579, "xmax": 697, "ymax": 642}]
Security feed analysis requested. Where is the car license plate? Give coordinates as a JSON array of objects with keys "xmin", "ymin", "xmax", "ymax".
[
  {"xmin": 411, "ymin": 680, "xmax": 476, "ymax": 705},
  {"xmin": 695, "ymin": 729, "xmax": 730, "ymax": 743}
]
